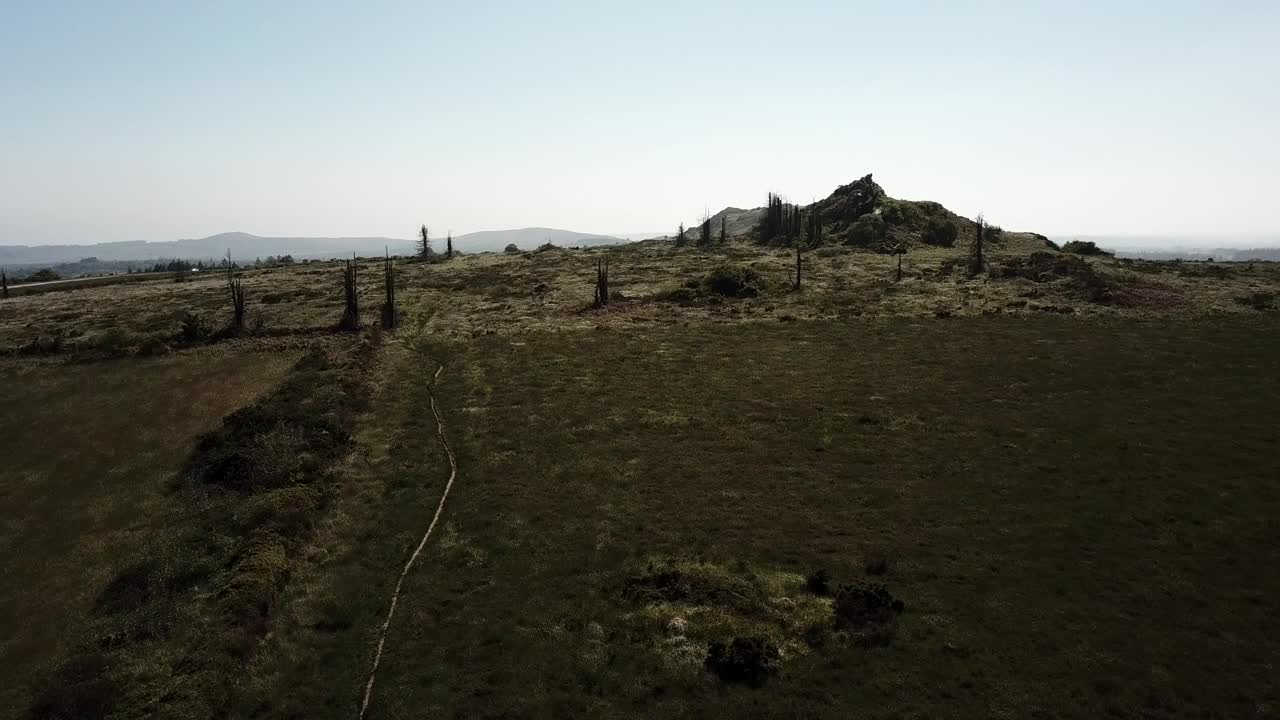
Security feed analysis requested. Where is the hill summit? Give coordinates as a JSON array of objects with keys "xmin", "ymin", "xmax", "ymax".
[{"xmin": 690, "ymin": 174, "xmax": 1054, "ymax": 255}]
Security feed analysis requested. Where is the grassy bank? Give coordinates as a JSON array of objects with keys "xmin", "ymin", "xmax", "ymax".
[{"xmin": 0, "ymin": 351, "xmax": 294, "ymax": 717}]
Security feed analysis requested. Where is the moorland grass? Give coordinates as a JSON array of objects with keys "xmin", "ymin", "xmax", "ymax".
[
  {"xmin": 246, "ymin": 313, "xmax": 1279, "ymax": 719},
  {"xmin": 0, "ymin": 352, "xmax": 293, "ymax": 717},
  {"xmin": 24, "ymin": 338, "xmax": 378, "ymax": 719}
]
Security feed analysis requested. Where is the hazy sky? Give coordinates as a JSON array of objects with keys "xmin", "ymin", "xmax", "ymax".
[{"xmin": 3, "ymin": 1, "xmax": 1278, "ymax": 245}]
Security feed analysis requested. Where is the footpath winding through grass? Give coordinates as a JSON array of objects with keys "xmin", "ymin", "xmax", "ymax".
[{"xmin": 250, "ymin": 314, "xmax": 1278, "ymax": 719}]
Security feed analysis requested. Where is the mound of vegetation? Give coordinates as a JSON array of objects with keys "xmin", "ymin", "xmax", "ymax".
[
  {"xmin": 831, "ymin": 583, "xmax": 905, "ymax": 630},
  {"xmin": 31, "ymin": 342, "xmax": 376, "ymax": 719},
  {"xmin": 993, "ymin": 251, "xmax": 1116, "ymax": 303},
  {"xmin": 1234, "ymin": 291, "xmax": 1277, "ymax": 310},
  {"xmin": 1061, "ymin": 240, "xmax": 1113, "ymax": 256},
  {"xmin": 624, "ymin": 562, "xmax": 764, "ymax": 609},
  {"xmin": 704, "ymin": 636, "xmax": 780, "ymax": 688},
  {"xmin": 659, "ymin": 265, "xmax": 766, "ymax": 303}
]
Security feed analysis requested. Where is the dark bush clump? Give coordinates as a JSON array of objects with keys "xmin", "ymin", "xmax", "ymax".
[
  {"xmin": 864, "ymin": 557, "xmax": 891, "ymax": 576},
  {"xmin": 622, "ymin": 565, "xmax": 759, "ymax": 609},
  {"xmin": 1061, "ymin": 240, "xmax": 1112, "ymax": 256},
  {"xmin": 29, "ymin": 652, "xmax": 120, "ymax": 720},
  {"xmin": 1234, "ymin": 291, "xmax": 1277, "ymax": 310},
  {"xmin": 23, "ymin": 268, "xmax": 62, "ymax": 283},
  {"xmin": 845, "ymin": 215, "xmax": 887, "ymax": 248},
  {"xmin": 18, "ymin": 332, "xmax": 65, "ymax": 356},
  {"xmin": 177, "ymin": 310, "xmax": 211, "ymax": 343},
  {"xmin": 699, "ymin": 265, "xmax": 764, "ymax": 298},
  {"xmin": 806, "ymin": 568, "xmax": 831, "ymax": 595},
  {"xmin": 831, "ymin": 583, "xmax": 904, "ymax": 631},
  {"xmin": 993, "ymin": 252, "xmax": 1116, "ymax": 303},
  {"xmin": 922, "ymin": 218, "xmax": 959, "ymax": 247},
  {"xmin": 704, "ymin": 636, "xmax": 780, "ymax": 688},
  {"xmin": 504, "ymin": 243, "xmax": 520, "ymax": 253}
]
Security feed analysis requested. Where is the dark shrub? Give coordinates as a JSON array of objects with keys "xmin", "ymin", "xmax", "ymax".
[
  {"xmin": 806, "ymin": 568, "xmax": 831, "ymax": 595},
  {"xmin": 831, "ymin": 583, "xmax": 904, "ymax": 630},
  {"xmin": 880, "ymin": 200, "xmax": 922, "ymax": 227},
  {"xmin": 504, "ymin": 243, "xmax": 520, "ymax": 253},
  {"xmin": 704, "ymin": 636, "xmax": 780, "ymax": 688},
  {"xmin": 994, "ymin": 252, "xmax": 1115, "ymax": 303},
  {"xmin": 846, "ymin": 215, "xmax": 887, "ymax": 248},
  {"xmin": 1061, "ymin": 240, "xmax": 1112, "ymax": 256},
  {"xmin": 23, "ymin": 268, "xmax": 62, "ymax": 283},
  {"xmin": 88, "ymin": 327, "xmax": 133, "ymax": 354},
  {"xmin": 29, "ymin": 652, "xmax": 119, "ymax": 720},
  {"xmin": 865, "ymin": 557, "xmax": 891, "ymax": 576},
  {"xmin": 623, "ymin": 564, "xmax": 760, "ymax": 609},
  {"xmin": 1234, "ymin": 291, "xmax": 1277, "ymax": 310},
  {"xmin": 700, "ymin": 265, "xmax": 764, "ymax": 298},
  {"xmin": 177, "ymin": 310, "xmax": 211, "ymax": 343},
  {"xmin": 18, "ymin": 332, "xmax": 64, "ymax": 356},
  {"xmin": 922, "ymin": 218, "xmax": 959, "ymax": 247}
]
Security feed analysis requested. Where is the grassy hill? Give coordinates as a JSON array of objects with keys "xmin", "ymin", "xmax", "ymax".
[{"xmin": 675, "ymin": 175, "xmax": 1054, "ymax": 257}]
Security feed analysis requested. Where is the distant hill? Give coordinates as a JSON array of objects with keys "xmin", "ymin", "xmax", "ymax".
[
  {"xmin": 0, "ymin": 228, "xmax": 628, "ymax": 267},
  {"xmin": 449, "ymin": 228, "xmax": 625, "ymax": 253},
  {"xmin": 0, "ymin": 232, "xmax": 408, "ymax": 266}
]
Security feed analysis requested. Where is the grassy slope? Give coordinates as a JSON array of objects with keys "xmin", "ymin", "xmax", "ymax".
[
  {"xmin": 0, "ymin": 352, "xmax": 293, "ymax": 716},
  {"xmin": 251, "ymin": 314, "xmax": 1278, "ymax": 719}
]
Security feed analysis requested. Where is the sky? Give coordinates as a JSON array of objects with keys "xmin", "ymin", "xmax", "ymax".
[{"xmin": 2, "ymin": 1, "xmax": 1278, "ymax": 246}]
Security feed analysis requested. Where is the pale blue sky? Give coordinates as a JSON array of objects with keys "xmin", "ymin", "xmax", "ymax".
[{"xmin": 2, "ymin": 1, "xmax": 1277, "ymax": 244}]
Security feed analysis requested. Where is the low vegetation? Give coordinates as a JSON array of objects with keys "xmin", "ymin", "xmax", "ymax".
[{"xmin": 25, "ymin": 341, "xmax": 376, "ymax": 719}]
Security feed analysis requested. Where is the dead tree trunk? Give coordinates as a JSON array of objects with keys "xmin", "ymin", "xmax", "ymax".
[
  {"xmin": 340, "ymin": 258, "xmax": 360, "ymax": 330},
  {"xmin": 381, "ymin": 249, "xmax": 397, "ymax": 328},
  {"xmin": 227, "ymin": 251, "xmax": 246, "ymax": 333},
  {"xmin": 594, "ymin": 257, "xmax": 610, "ymax": 308},
  {"xmin": 971, "ymin": 214, "xmax": 986, "ymax": 275},
  {"xmin": 794, "ymin": 240, "xmax": 803, "ymax": 290},
  {"xmin": 1, "ymin": 268, "xmax": 8, "ymax": 299}
]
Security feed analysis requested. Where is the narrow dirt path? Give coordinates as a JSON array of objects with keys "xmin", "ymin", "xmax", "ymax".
[{"xmin": 358, "ymin": 361, "xmax": 458, "ymax": 719}]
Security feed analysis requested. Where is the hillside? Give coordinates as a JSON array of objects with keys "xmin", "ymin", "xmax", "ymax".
[{"xmin": 679, "ymin": 174, "xmax": 1054, "ymax": 256}]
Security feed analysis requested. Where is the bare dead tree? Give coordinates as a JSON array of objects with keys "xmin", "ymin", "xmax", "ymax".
[
  {"xmin": 1, "ymin": 268, "xmax": 8, "ymax": 299},
  {"xmin": 339, "ymin": 257, "xmax": 360, "ymax": 330},
  {"xmin": 594, "ymin": 257, "xmax": 610, "ymax": 308},
  {"xmin": 227, "ymin": 251, "xmax": 246, "ymax": 333},
  {"xmin": 894, "ymin": 243, "xmax": 905, "ymax": 282},
  {"xmin": 719, "ymin": 215, "xmax": 727, "ymax": 244},
  {"xmin": 795, "ymin": 238, "xmax": 803, "ymax": 290},
  {"xmin": 381, "ymin": 248, "xmax": 397, "ymax": 328},
  {"xmin": 971, "ymin": 213, "xmax": 986, "ymax": 275},
  {"xmin": 446, "ymin": 232, "xmax": 453, "ymax": 259}
]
